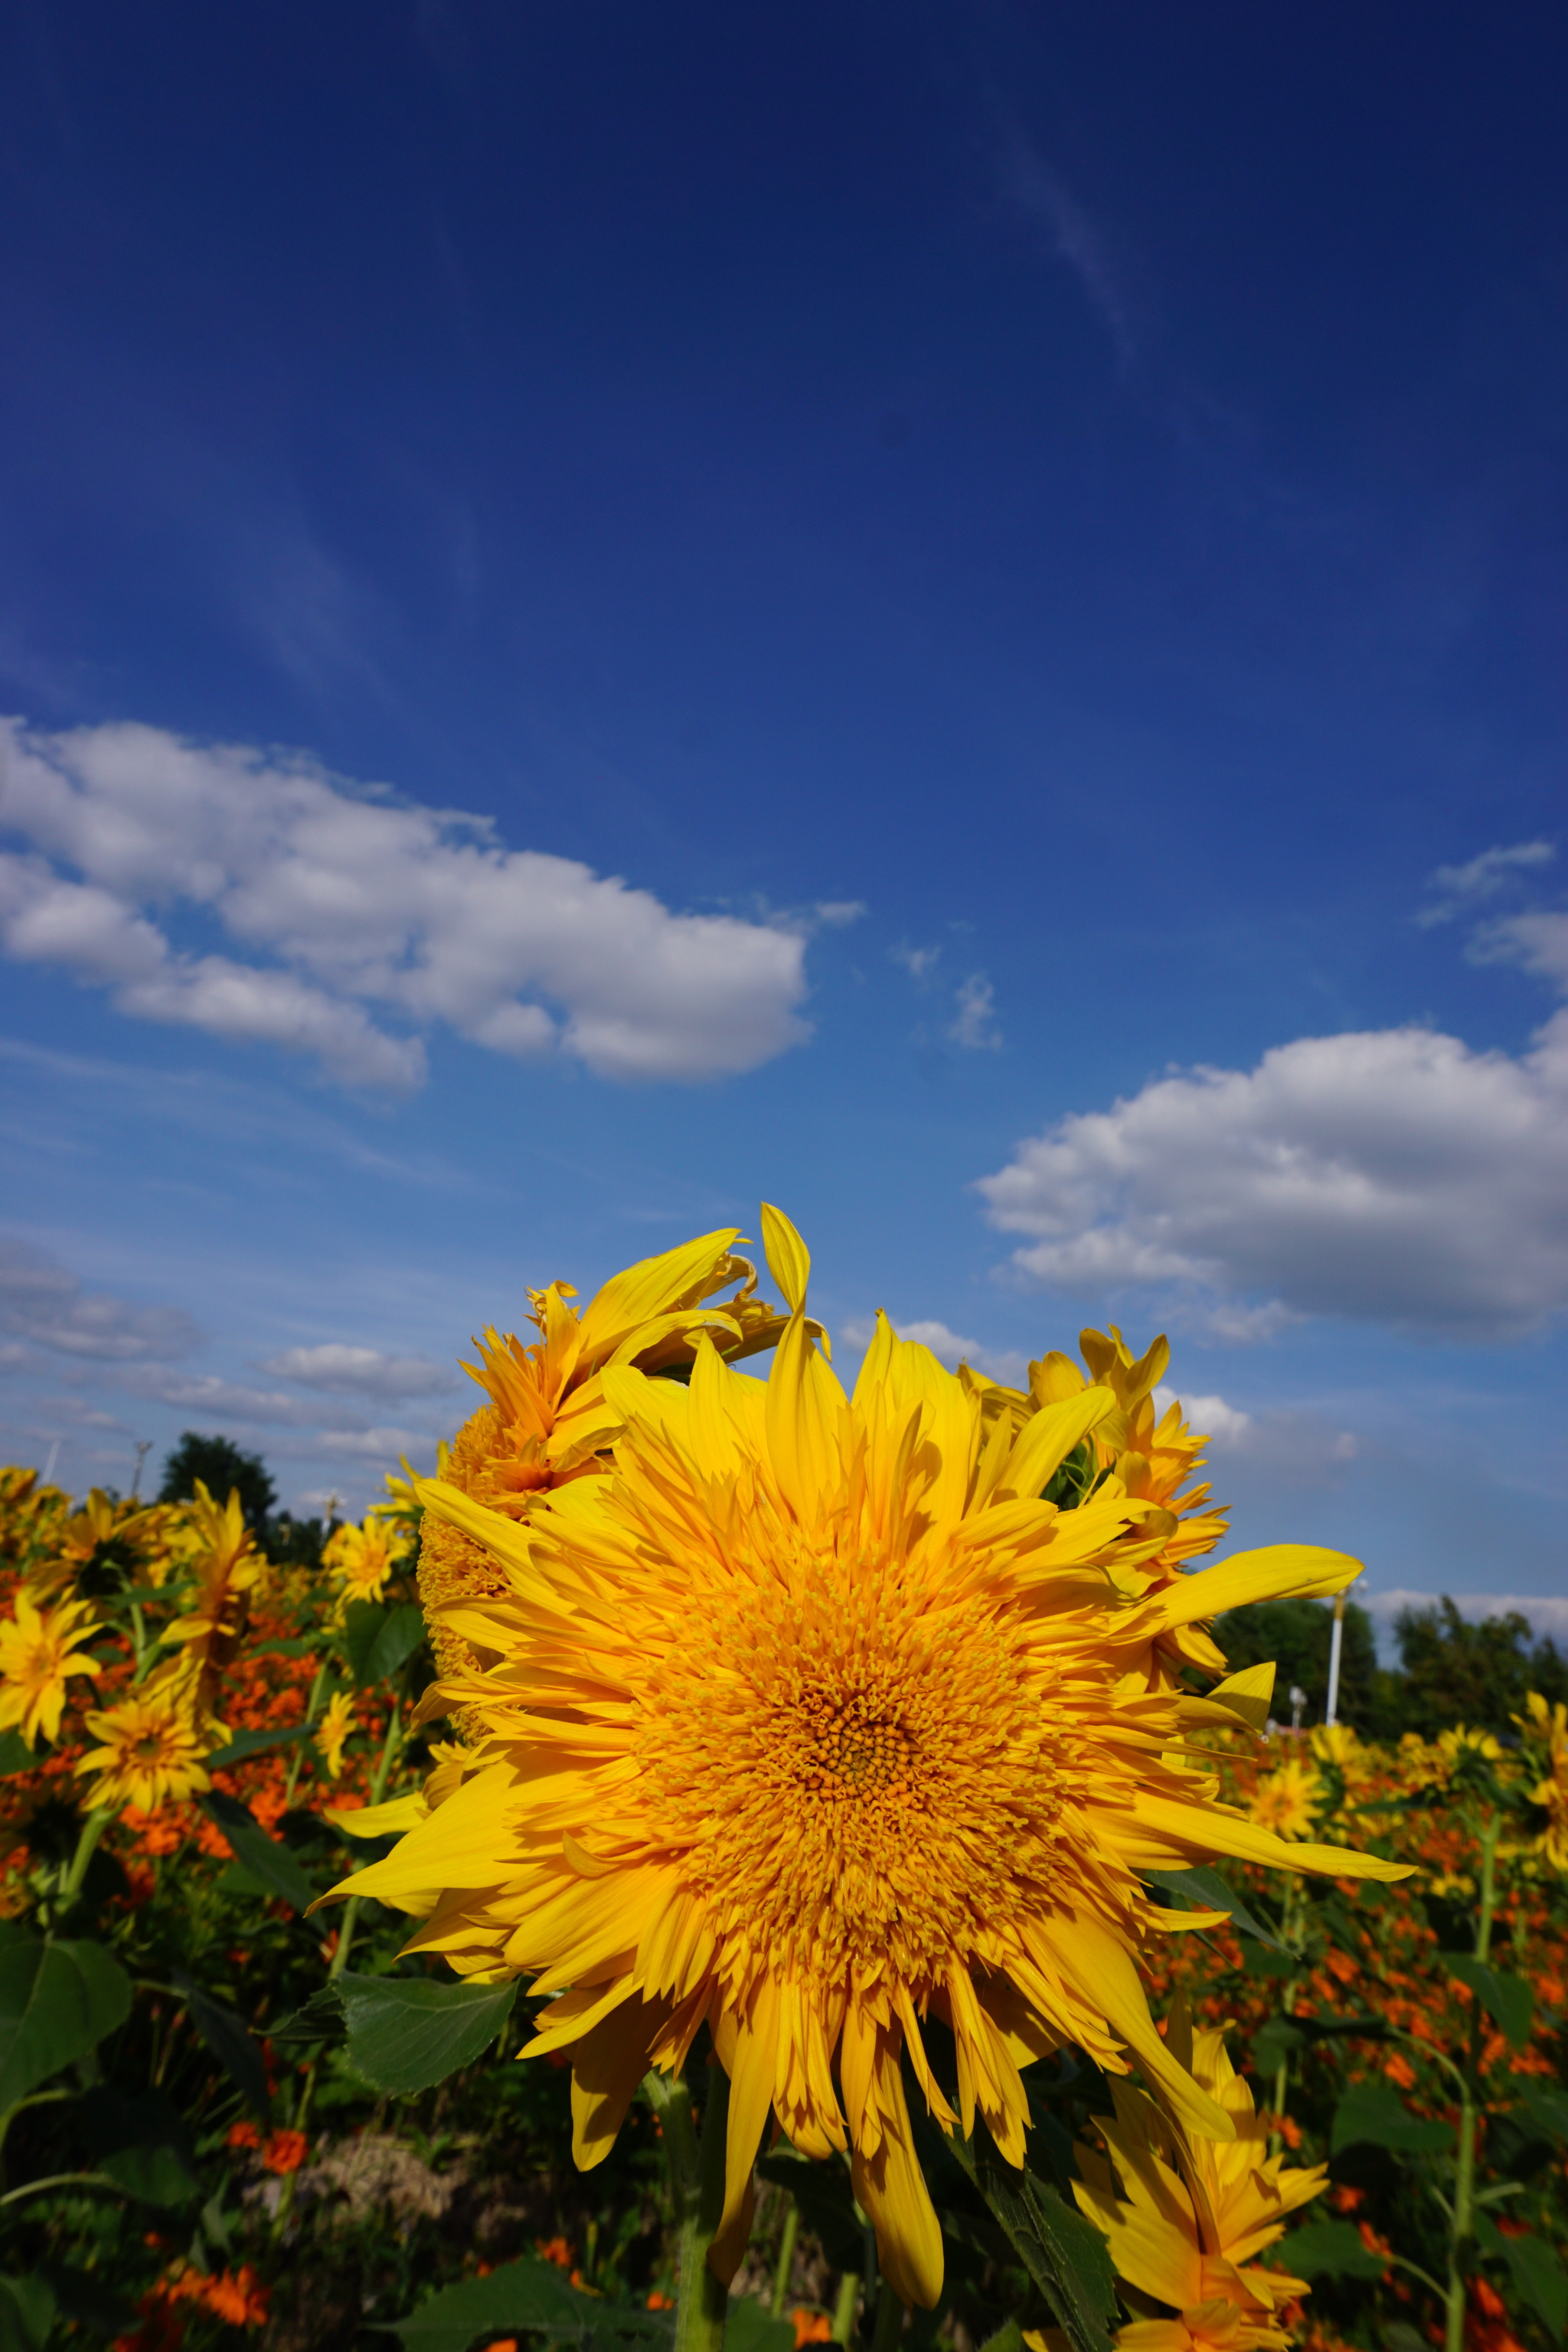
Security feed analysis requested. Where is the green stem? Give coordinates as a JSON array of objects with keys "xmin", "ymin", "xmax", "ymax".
[
  {"xmin": 770, "ymin": 2195, "xmax": 800, "ymax": 2318},
  {"xmin": 870, "ymin": 2278, "xmax": 905, "ymax": 2352},
  {"xmin": 831, "ymin": 2272, "xmax": 861, "ymax": 2347},
  {"xmin": 61, "ymin": 1807, "xmax": 113, "ymax": 1902},
  {"xmin": 672, "ymin": 2068, "xmax": 730, "ymax": 2352},
  {"xmin": 328, "ymin": 1700, "xmax": 403, "ymax": 1980},
  {"xmin": 1443, "ymin": 1811, "xmax": 1501, "ymax": 2352},
  {"xmin": 0, "ymin": 2170, "xmax": 120, "ymax": 2207},
  {"xmin": 285, "ymin": 1664, "xmax": 330, "ymax": 1805}
]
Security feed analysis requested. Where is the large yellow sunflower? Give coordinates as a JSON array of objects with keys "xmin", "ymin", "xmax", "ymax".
[
  {"xmin": 0, "ymin": 1589, "xmax": 104, "ymax": 1746},
  {"xmin": 328, "ymin": 1209, "xmax": 1403, "ymax": 2308}
]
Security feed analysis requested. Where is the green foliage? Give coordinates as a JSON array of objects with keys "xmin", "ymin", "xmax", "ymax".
[
  {"xmin": 1331, "ymin": 2079, "xmax": 1456, "ymax": 2156},
  {"xmin": 1387, "ymin": 1598, "xmax": 1568, "ymax": 1738},
  {"xmin": 1274, "ymin": 2219, "xmax": 1389, "ymax": 2279},
  {"xmin": 158, "ymin": 1429, "xmax": 276, "ymax": 1528},
  {"xmin": 330, "ymin": 1971, "xmax": 520, "ymax": 2097},
  {"xmin": 0, "ymin": 1925, "xmax": 132, "ymax": 2109},
  {"xmin": 1212, "ymin": 1597, "xmax": 1377, "ymax": 1726},
  {"xmin": 387, "ymin": 2256, "xmax": 675, "ymax": 2352}
]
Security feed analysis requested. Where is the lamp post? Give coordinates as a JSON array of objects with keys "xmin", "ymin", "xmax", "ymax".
[{"xmin": 1325, "ymin": 1580, "xmax": 1356, "ymax": 1726}]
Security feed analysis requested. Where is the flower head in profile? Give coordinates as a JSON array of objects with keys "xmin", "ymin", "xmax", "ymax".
[
  {"xmin": 165, "ymin": 1482, "xmax": 266, "ymax": 1722},
  {"xmin": 1071, "ymin": 1996, "xmax": 1326, "ymax": 2352},
  {"xmin": 324, "ymin": 1514, "xmax": 406, "ymax": 1609},
  {"xmin": 1248, "ymin": 1757, "xmax": 1323, "ymax": 1841},
  {"xmin": 0, "ymin": 1589, "xmax": 104, "ymax": 1746},
  {"xmin": 1514, "ymin": 1692, "xmax": 1568, "ymax": 1872},
  {"xmin": 316, "ymin": 1689, "xmax": 356, "ymax": 1779},
  {"xmin": 328, "ymin": 1207, "xmax": 1405, "ymax": 2309},
  {"xmin": 965, "ymin": 1330, "xmax": 1232, "ymax": 1690},
  {"xmin": 76, "ymin": 1669, "xmax": 212, "ymax": 1812},
  {"xmin": 420, "ymin": 1227, "xmax": 809, "ymax": 1691},
  {"xmin": 24, "ymin": 1485, "xmax": 125, "ymax": 1601}
]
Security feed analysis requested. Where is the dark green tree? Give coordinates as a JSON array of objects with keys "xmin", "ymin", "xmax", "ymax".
[
  {"xmin": 1388, "ymin": 1598, "xmax": 1568, "ymax": 1740},
  {"xmin": 158, "ymin": 1431, "xmax": 276, "ymax": 1531},
  {"xmin": 1212, "ymin": 1596, "xmax": 1378, "ymax": 1728}
]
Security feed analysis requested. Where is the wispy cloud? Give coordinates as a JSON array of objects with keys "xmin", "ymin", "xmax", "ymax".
[
  {"xmin": 258, "ymin": 1344, "xmax": 456, "ymax": 1401},
  {"xmin": 841, "ymin": 1316, "xmax": 1026, "ymax": 1386},
  {"xmin": 0, "ymin": 1236, "xmax": 199, "ymax": 1362},
  {"xmin": 998, "ymin": 131, "xmax": 1139, "ymax": 365},
  {"xmin": 1417, "ymin": 838, "xmax": 1556, "ymax": 926},
  {"xmin": 947, "ymin": 973, "xmax": 1001, "ymax": 1052},
  {"xmin": 890, "ymin": 941, "xmax": 941, "ymax": 982}
]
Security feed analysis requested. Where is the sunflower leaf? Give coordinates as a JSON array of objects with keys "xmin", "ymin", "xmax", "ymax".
[
  {"xmin": 0, "ymin": 1929, "xmax": 132, "ymax": 2110},
  {"xmin": 1143, "ymin": 1867, "xmax": 1285, "ymax": 1952},
  {"xmin": 335, "ymin": 1971, "xmax": 517, "ymax": 2096},
  {"xmin": 381, "ymin": 2256, "xmax": 672, "ymax": 2352},
  {"xmin": 198, "ymin": 1792, "xmax": 316, "ymax": 1912},
  {"xmin": 1273, "ymin": 2220, "xmax": 1387, "ymax": 2280},
  {"xmin": 1331, "ymin": 2082, "xmax": 1454, "ymax": 2157},
  {"xmin": 948, "ymin": 2134, "xmax": 1117, "ymax": 2352},
  {"xmin": 1446, "ymin": 1958, "xmax": 1534, "ymax": 2050},
  {"xmin": 172, "ymin": 1969, "xmax": 270, "ymax": 2118}
]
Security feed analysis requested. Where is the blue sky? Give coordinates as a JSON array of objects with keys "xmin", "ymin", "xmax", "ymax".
[{"xmin": 2, "ymin": 2, "xmax": 1565, "ymax": 1636}]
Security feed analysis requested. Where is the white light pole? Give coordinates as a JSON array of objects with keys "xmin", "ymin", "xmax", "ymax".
[{"xmin": 1325, "ymin": 1580, "xmax": 1356, "ymax": 1726}]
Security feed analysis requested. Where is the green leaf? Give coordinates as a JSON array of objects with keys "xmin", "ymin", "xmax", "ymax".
[
  {"xmin": 1239, "ymin": 1940, "xmax": 1295, "ymax": 1980},
  {"xmin": 1331, "ymin": 2082, "xmax": 1455, "ymax": 2158},
  {"xmin": 204, "ymin": 1722, "xmax": 316, "ymax": 1770},
  {"xmin": 948, "ymin": 2135, "xmax": 1117, "ymax": 2352},
  {"xmin": 335, "ymin": 1971, "xmax": 517, "ymax": 2096},
  {"xmin": 384, "ymin": 2256, "xmax": 672, "ymax": 2352},
  {"xmin": 725, "ymin": 2301, "xmax": 795, "ymax": 2352},
  {"xmin": 1144, "ymin": 1867, "xmax": 1285, "ymax": 1952},
  {"xmin": 172, "ymin": 1969, "xmax": 270, "ymax": 2118},
  {"xmin": 198, "ymin": 1791, "xmax": 316, "ymax": 1911},
  {"xmin": 1250, "ymin": 2020, "xmax": 1302, "ymax": 2079},
  {"xmin": 99, "ymin": 2140, "xmax": 201, "ymax": 2205},
  {"xmin": 36, "ymin": 2261, "xmax": 134, "ymax": 2340},
  {"xmin": 1274, "ymin": 2220, "xmax": 1387, "ymax": 2280},
  {"xmin": 1519, "ymin": 2084, "xmax": 1568, "ymax": 2143},
  {"xmin": 344, "ymin": 1600, "xmax": 426, "ymax": 1690},
  {"xmin": 0, "ymin": 1932, "xmax": 132, "ymax": 2109},
  {"xmin": 0, "ymin": 1730, "xmax": 37, "ymax": 1777},
  {"xmin": 1447, "ymin": 1957, "xmax": 1534, "ymax": 2050},
  {"xmin": 1497, "ymin": 2233, "xmax": 1567, "ymax": 2337},
  {"xmin": 270, "ymin": 1981, "xmax": 347, "ymax": 2047},
  {"xmin": 0, "ymin": 2278, "xmax": 54, "ymax": 2352}
]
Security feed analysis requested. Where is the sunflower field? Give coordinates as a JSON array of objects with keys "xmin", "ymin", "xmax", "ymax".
[{"xmin": 0, "ymin": 1211, "xmax": 1563, "ymax": 2352}]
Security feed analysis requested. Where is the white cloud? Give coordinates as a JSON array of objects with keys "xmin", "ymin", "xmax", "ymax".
[
  {"xmin": 1367, "ymin": 1589, "xmax": 1568, "ymax": 1643},
  {"xmin": 1470, "ymin": 907, "xmax": 1568, "ymax": 990},
  {"xmin": 814, "ymin": 900, "xmax": 867, "ymax": 929},
  {"xmin": 891, "ymin": 942, "xmax": 941, "ymax": 981},
  {"xmin": 1152, "ymin": 1384, "xmax": 1252, "ymax": 1447},
  {"xmin": 116, "ymin": 1367, "xmax": 330, "ymax": 1425},
  {"xmin": 947, "ymin": 973, "xmax": 1001, "ymax": 1051},
  {"xmin": 0, "ymin": 717, "xmax": 813, "ymax": 1088},
  {"xmin": 842, "ymin": 1315, "xmax": 1027, "ymax": 1386},
  {"xmin": 976, "ymin": 1016, "xmax": 1568, "ymax": 1339},
  {"xmin": 316, "ymin": 1425, "xmax": 439, "ymax": 1462},
  {"xmin": 0, "ymin": 1238, "xmax": 200, "ymax": 1361},
  {"xmin": 259, "ymin": 1343, "xmax": 456, "ymax": 1400},
  {"xmin": 1417, "ymin": 839, "xmax": 1556, "ymax": 926}
]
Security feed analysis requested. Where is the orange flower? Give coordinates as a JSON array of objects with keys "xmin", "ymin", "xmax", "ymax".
[
  {"xmin": 226, "ymin": 2121, "xmax": 261, "ymax": 2151},
  {"xmin": 793, "ymin": 2313, "xmax": 833, "ymax": 2347},
  {"xmin": 534, "ymin": 2237, "xmax": 573, "ymax": 2272},
  {"xmin": 261, "ymin": 2128, "xmax": 308, "ymax": 2175},
  {"xmin": 1383, "ymin": 2053, "xmax": 1418, "ymax": 2089}
]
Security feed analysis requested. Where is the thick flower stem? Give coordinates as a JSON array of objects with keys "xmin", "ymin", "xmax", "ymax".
[
  {"xmin": 672, "ymin": 2066, "xmax": 731, "ymax": 2352},
  {"xmin": 830, "ymin": 2272, "xmax": 861, "ymax": 2347},
  {"xmin": 60, "ymin": 1806, "xmax": 112, "ymax": 1904}
]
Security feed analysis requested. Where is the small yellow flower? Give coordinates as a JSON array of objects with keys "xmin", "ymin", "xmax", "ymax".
[
  {"xmin": 316, "ymin": 1689, "xmax": 356, "ymax": 1778},
  {"xmin": 1248, "ymin": 1756, "xmax": 1323, "ymax": 1841},
  {"xmin": 1514, "ymin": 1691, "xmax": 1568, "ymax": 1872},
  {"xmin": 323, "ymin": 1514, "xmax": 404, "ymax": 1608},
  {"xmin": 0, "ymin": 1590, "xmax": 104, "ymax": 1746},
  {"xmin": 76, "ymin": 1672, "xmax": 212, "ymax": 1812}
]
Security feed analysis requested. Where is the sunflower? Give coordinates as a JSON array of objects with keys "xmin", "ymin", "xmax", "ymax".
[
  {"xmin": 324, "ymin": 1514, "xmax": 406, "ymax": 1609},
  {"xmin": 316, "ymin": 1689, "xmax": 357, "ymax": 1779},
  {"xmin": 0, "ymin": 1589, "xmax": 104, "ymax": 1746},
  {"xmin": 328, "ymin": 1207, "xmax": 1403, "ymax": 2306},
  {"xmin": 164, "ymin": 1482, "xmax": 266, "ymax": 1722},
  {"xmin": 1247, "ymin": 1758, "xmax": 1323, "ymax": 1841},
  {"xmin": 77, "ymin": 1671, "xmax": 213, "ymax": 1812},
  {"xmin": 420, "ymin": 1225, "xmax": 809, "ymax": 1688},
  {"xmin": 1514, "ymin": 1692, "xmax": 1568, "ymax": 1872},
  {"xmin": 1070, "ymin": 1996, "xmax": 1325, "ymax": 2352}
]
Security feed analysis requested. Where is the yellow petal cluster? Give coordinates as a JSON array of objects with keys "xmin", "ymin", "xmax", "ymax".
[
  {"xmin": 1072, "ymin": 1998, "xmax": 1325, "ymax": 2352},
  {"xmin": 317, "ymin": 1688, "xmax": 357, "ymax": 1779},
  {"xmin": 419, "ymin": 1227, "xmax": 805, "ymax": 1687},
  {"xmin": 1515, "ymin": 1692, "xmax": 1568, "ymax": 1872},
  {"xmin": 162, "ymin": 1481, "xmax": 267, "ymax": 1724},
  {"xmin": 1247, "ymin": 1758, "xmax": 1323, "ymax": 1841},
  {"xmin": 324, "ymin": 1513, "xmax": 406, "ymax": 1609},
  {"xmin": 328, "ymin": 1207, "xmax": 1405, "ymax": 2308},
  {"xmin": 0, "ymin": 1589, "xmax": 104, "ymax": 1746}
]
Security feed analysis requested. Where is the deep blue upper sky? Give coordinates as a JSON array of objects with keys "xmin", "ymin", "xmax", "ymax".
[{"xmin": 2, "ymin": 2, "xmax": 1565, "ymax": 1631}]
